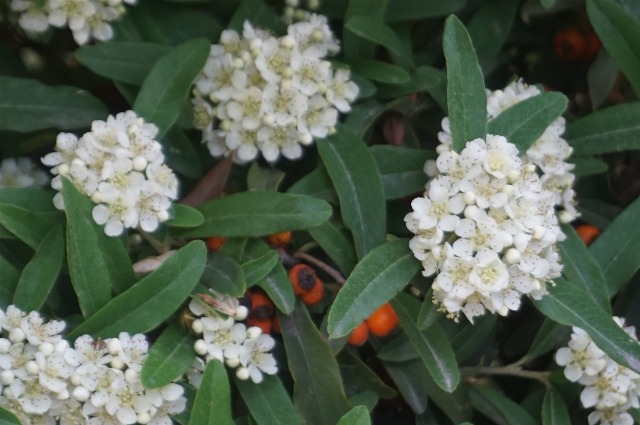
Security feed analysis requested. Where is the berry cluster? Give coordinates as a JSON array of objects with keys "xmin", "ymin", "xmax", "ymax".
[
  {"xmin": 0, "ymin": 157, "xmax": 49, "ymax": 189},
  {"xmin": 288, "ymin": 264, "xmax": 325, "ymax": 306},
  {"xmin": 347, "ymin": 303, "xmax": 399, "ymax": 347}
]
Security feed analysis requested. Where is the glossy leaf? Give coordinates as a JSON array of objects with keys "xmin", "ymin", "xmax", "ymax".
[
  {"xmin": 0, "ymin": 407, "xmax": 20, "ymax": 425},
  {"xmin": 247, "ymin": 163, "xmax": 285, "ymax": 192},
  {"xmin": 318, "ymin": 127, "xmax": 386, "ymax": 259},
  {"xmin": 188, "ymin": 360, "xmax": 233, "ymax": 425},
  {"xmin": 200, "ymin": 253, "xmax": 246, "ymax": 297},
  {"xmin": 466, "ymin": 0, "xmax": 519, "ymax": 69},
  {"xmin": 571, "ymin": 157, "xmax": 608, "ymax": 176},
  {"xmin": 391, "ymin": 293, "xmax": 460, "ymax": 392},
  {"xmin": 0, "ymin": 76, "xmax": 108, "ymax": 132},
  {"xmin": 377, "ymin": 334, "xmax": 419, "ymax": 363},
  {"xmin": 176, "ymin": 192, "xmax": 332, "ymax": 238},
  {"xmin": 338, "ymin": 350, "xmax": 397, "ymax": 399},
  {"xmin": 342, "ymin": 0, "xmax": 387, "ymax": 59},
  {"xmin": 346, "ymin": 60, "xmax": 410, "ymax": 84},
  {"xmin": 133, "ymin": 38, "xmax": 209, "ymax": 137},
  {"xmin": 13, "ymin": 226, "xmax": 64, "ymax": 312},
  {"xmin": 542, "ymin": 388, "xmax": 571, "ymax": 425},
  {"xmin": 327, "ymin": 239, "xmax": 420, "ymax": 338},
  {"xmin": 336, "ymin": 406, "xmax": 370, "ymax": 425},
  {"xmin": 234, "ymin": 375, "xmax": 303, "ymax": 425},
  {"xmin": 487, "ymin": 92, "xmax": 568, "ymax": 152},
  {"xmin": 443, "ymin": 15, "xmax": 487, "ymax": 152},
  {"xmin": 533, "ymin": 278, "xmax": 640, "ymax": 374},
  {"xmin": 450, "ymin": 314, "xmax": 497, "ymax": 363},
  {"xmin": 380, "ymin": 359, "xmax": 429, "ymax": 414},
  {"xmin": 523, "ymin": 319, "xmax": 571, "ymax": 362},
  {"xmin": 0, "ymin": 188, "xmax": 57, "ymax": 212},
  {"xmin": 369, "ymin": 146, "xmax": 433, "ymax": 200},
  {"xmin": 307, "ymin": 221, "xmax": 358, "ymax": 275},
  {"xmin": 279, "ymin": 301, "xmax": 352, "ymax": 425},
  {"xmin": 141, "ymin": 323, "xmax": 196, "ymax": 388},
  {"xmin": 376, "ymin": 66, "xmax": 445, "ymax": 99},
  {"xmin": 241, "ymin": 250, "xmax": 279, "ymax": 286},
  {"xmin": 0, "ymin": 203, "xmax": 57, "ymax": 250},
  {"xmin": 587, "ymin": 0, "xmax": 640, "ymax": 95},
  {"xmin": 384, "ymin": 0, "xmax": 464, "ymax": 21},
  {"xmin": 286, "ymin": 166, "xmax": 338, "ymax": 204},
  {"xmin": 162, "ymin": 127, "xmax": 203, "ymax": 180},
  {"xmin": 341, "ymin": 100, "xmax": 386, "ymax": 139},
  {"xmin": 469, "ymin": 385, "xmax": 537, "ymax": 425},
  {"xmin": 588, "ymin": 51, "xmax": 619, "ymax": 109},
  {"xmin": 166, "ymin": 204, "xmax": 205, "ymax": 228},
  {"xmin": 67, "ymin": 241, "xmax": 205, "ymax": 339},
  {"xmin": 344, "ymin": 16, "xmax": 412, "ymax": 62}
]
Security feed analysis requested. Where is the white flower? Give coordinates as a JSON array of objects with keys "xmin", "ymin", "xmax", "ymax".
[
  {"xmin": 0, "ymin": 158, "xmax": 49, "ymax": 189},
  {"xmin": 239, "ymin": 334, "xmax": 278, "ymax": 384}
]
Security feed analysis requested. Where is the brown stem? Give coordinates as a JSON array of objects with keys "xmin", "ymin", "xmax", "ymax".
[
  {"xmin": 293, "ymin": 251, "xmax": 346, "ymax": 285},
  {"xmin": 461, "ymin": 365, "xmax": 551, "ymax": 387}
]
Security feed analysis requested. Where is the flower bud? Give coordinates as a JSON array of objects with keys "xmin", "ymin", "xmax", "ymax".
[
  {"xmin": 225, "ymin": 357, "xmax": 240, "ymax": 368},
  {"xmin": 39, "ymin": 342, "xmax": 54, "ymax": 356},
  {"xmin": 234, "ymin": 306, "xmax": 249, "ymax": 321},
  {"xmin": 192, "ymin": 319, "xmax": 204, "ymax": 334},
  {"xmin": 246, "ymin": 326, "xmax": 262, "ymax": 339},
  {"xmin": 236, "ymin": 367, "xmax": 250, "ymax": 380},
  {"xmin": 194, "ymin": 339, "xmax": 208, "ymax": 356}
]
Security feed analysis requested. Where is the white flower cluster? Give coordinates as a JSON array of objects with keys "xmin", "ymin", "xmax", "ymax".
[
  {"xmin": 431, "ymin": 80, "xmax": 579, "ymax": 223},
  {"xmin": 282, "ymin": 0, "xmax": 320, "ymax": 24},
  {"xmin": 555, "ymin": 318, "xmax": 640, "ymax": 425},
  {"xmin": 189, "ymin": 295, "xmax": 278, "ymax": 384},
  {"xmin": 41, "ymin": 110, "xmax": 179, "ymax": 237},
  {"xmin": 0, "ymin": 157, "xmax": 49, "ymax": 189},
  {"xmin": 10, "ymin": 0, "xmax": 135, "ymax": 45},
  {"xmin": 0, "ymin": 305, "xmax": 186, "ymax": 425},
  {"xmin": 192, "ymin": 17, "xmax": 357, "ymax": 163},
  {"xmin": 406, "ymin": 134, "xmax": 564, "ymax": 322}
]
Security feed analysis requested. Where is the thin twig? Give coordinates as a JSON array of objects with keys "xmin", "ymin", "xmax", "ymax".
[
  {"xmin": 138, "ymin": 230, "xmax": 167, "ymax": 254},
  {"xmin": 293, "ymin": 251, "xmax": 346, "ymax": 285},
  {"xmin": 460, "ymin": 365, "xmax": 551, "ymax": 387}
]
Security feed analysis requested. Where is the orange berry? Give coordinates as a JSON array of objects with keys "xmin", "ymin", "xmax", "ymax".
[
  {"xmin": 553, "ymin": 28, "xmax": 586, "ymax": 61},
  {"xmin": 246, "ymin": 316, "xmax": 272, "ymax": 334},
  {"xmin": 267, "ymin": 231, "xmax": 292, "ymax": 247},
  {"xmin": 206, "ymin": 236, "xmax": 227, "ymax": 251},
  {"xmin": 576, "ymin": 224, "xmax": 601, "ymax": 246},
  {"xmin": 581, "ymin": 31, "xmax": 601, "ymax": 62},
  {"xmin": 366, "ymin": 303, "xmax": 399, "ymax": 337},
  {"xmin": 300, "ymin": 279, "xmax": 324, "ymax": 305},
  {"xmin": 347, "ymin": 322, "xmax": 369, "ymax": 346},
  {"xmin": 288, "ymin": 264, "xmax": 317, "ymax": 295},
  {"xmin": 272, "ymin": 315, "xmax": 281, "ymax": 334},
  {"xmin": 249, "ymin": 290, "xmax": 275, "ymax": 320}
]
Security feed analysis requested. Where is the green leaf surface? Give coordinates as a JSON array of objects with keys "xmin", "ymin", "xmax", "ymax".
[
  {"xmin": 0, "ymin": 256, "xmax": 20, "ymax": 309},
  {"xmin": 565, "ymin": 102, "xmax": 640, "ymax": 155},
  {"xmin": 176, "ymin": 192, "xmax": 332, "ymax": 238},
  {"xmin": 166, "ymin": 204, "xmax": 205, "ymax": 228},
  {"xmin": 318, "ymin": 127, "xmax": 386, "ymax": 259},
  {"xmin": 188, "ymin": 360, "xmax": 234, "ymax": 425},
  {"xmin": 338, "ymin": 350, "xmax": 397, "ymax": 399},
  {"xmin": 227, "ymin": 0, "xmax": 285, "ymax": 33},
  {"xmin": 487, "ymin": 92, "xmax": 568, "ymax": 152},
  {"xmin": 162, "ymin": 127, "xmax": 203, "ymax": 180},
  {"xmin": 0, "ymin": 76, "xmax": 108, "ymax": 132},
  {"xmin": 571, "ymin": 157, "xmax": 609, "ymax": 176},
  {"xmin": 589, "ymin": 195, "xmax": 640, "ymax": 296},
  {"xmin": 376, "ymin": 66, "xmax": 445, "ymax": 99},
  {"xmin": 384, "ymin": 0, "xmax": 464, "ymax": 21},
  {"xmin": 0, "ymin": 203, "xmax": 57, "ymax": 249},
  {"xmin": 286, "ymin": 166, "xmax": 338, "ymax": 204},
  {"xmin": 344, "ymin": 16, "xmax": 412, "ymax": 62},
  {"xmin": 62, "ymin": 179, "xmax": 136, "ymax": 315},
  {"xmin": 450, "ymin": 314, "xmax": 497, "ymax": 363},
  {"xmin": 542, "ymin": 388, "xmax": 571, "ymax": 425},
  {"xmin": 342, "ymin": 0, "xmax": 388, "ymax": 59},
  {"xmin": 523, "ymin": 319, "xmax": 571, "ymax": 362},
  {"xmin": 0, "ymin": 188, "xmax": 57, "ymax": 212},
  {"xmin": 443, "ymin": 15, "xmax": 487, "ymax": 152},
  {"xmin": 327, "ymin": 239, "xmax": 420, "ymax": 338},
  {"xmin": 391, "ymin": 293, "xmax": 460, "ymax": 392},
  {"xmin": 336, "ymin": 406, "xmax": 370, "ymax": 425},
  {"xmin": 369, "ymin": 146, "xmax": 433, "ymax": 200},
  {"xmin": 13, "ymin": 226, "xmax": 64, "ymax": 312},
  {"xmin": 533, "ymin": 278, "xmax": 640, "ymax": 375},
  {"xmin": 587, "ymin": 0, "xmax": 640, "ymax": 96},
  {"xmin": 75, "ymin": 42, "xmax": 171, "ymax": 85},
  {"xmin": 469, "ymin": 385, "xmax": 538, "ymax": 425},
  {"xmin": 307, "ymin": 221, "xmax": 358, "ymax": 275},
  {"xmin": 247, "ymin": 163, "xmax": 285, "ymax": 192},
  {"xmin": 341, "ymin": 100, "xmax": 386, "ymax": 139},
  {"xmin": 377, "ymin": 334, "xmax": 419, "ymax": 363},
  {"xmin": 466, "ymin": 0, "xmax": 519, "ymax": 69},
  {"xmin": 200, "ymin": 253, "xmax": 246, "ymax": 297},
  {"xmin": 67, "ymin": 241, "xmax": 205, "ymax": 339},
  {"xmin": 133, "ymin": 38, "xmax": 209, "ymax": 137},
  {"xmin": 141, "ymin": 323, "xmax": 196, "ymax": 388},
  {"xmin": 0, "ymin": 407, "xmax": 20, "ymax": 425},
  {"xmin": 241, "ymin": 250, "xmax": 279, "ymax": 286},
  {"xmin": 588, "ymin": 51, "xmax": 619, "ymax": 109},
  {"xmin": 234, "ymin": 375, "xmax": 303, "ymax": 425},
  {"xmin": 380, "ymin": 358, "xmax": 429, "ymax": 414},
  {"xmin": 279, "ymin": 301, "xmax": 352, "ymax": 425},
  {"xmin": 346, "ymin": 60, "xmax": 410, "ymax": 84}
]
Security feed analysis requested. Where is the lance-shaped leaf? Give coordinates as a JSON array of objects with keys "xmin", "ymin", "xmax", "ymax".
[
  {"xmin": 241, "ymin": 249, "xmax": 279, "ymax": 286},
  {"xmin": 188, "ymin": 360, "xmax": 233, "ymax": 425},
  {"xmin": 522, "ymin": 319, "xmax": 571, "ymax": 363},
  {"xmin": 67, "ymin": 241, "xmax": 205, "ymax": 339},
  {"xmin": 369, "ymin": 146, "xmax": 434, "ymax": 200},
  {"xmin": 176, "ymin": 192, "xmax": 332, "ymax": 238},
  {"xmin": 279, "ymin": 301, "xmax": 352, "ymax": 425},
  {"xmin": 0, "ymin": 407, "xmax": 20, "ymax": 424},
  {"xmin": 533, "ymin": 279, "xmax": 640, "ymax": 374},
  {"xmin": 336, "ymin": 406, "xmax": 370, "ymax": 425},
  {"xmin": 133, "ymin": 38, "xmax": 209, "ymax": 137},
  {"xmin": 587, "ymin": 0, "xmax": 640, "ymax": 96},
  {"xmin": 0, "ymin": 76, "xmax": 108, "ymax": 132},
  {"xmin": 234, "ymin": 375, "xmax": 303, "ymax": 425},
  {"xmin": 384, "ymin": 0, "xmax": 464, "ymax": 21},
  {"xmin": 318, "ymin": 128, "xmax": 386, "ymax": 259},
  {"xmin": 200, "ymin": 253, "xmax": 246, "ymax": 297},
  {"xmin": 13, "ymin": 226, "xmax": 64, "ymax": 312},
  {"xmin": 62, "ymin": 179, "xmax": 136, "ymax": 316},
  {"xmin": 342, "ymin": 0, "xmax": 387, "ymax": 59},
  {"xmin": 166, "ymin": 204, "xmax": 204, "ymax": 228},
  {"xmin": 141, "ymin": 323, "xmax": 196, "ymax": 389},
  {"xmin": 345, "ymin": 16, "xmax": 412, "ymax": 63},
  {"xmin": 443, "ymin": 15, "xmax": 487, "ymax": 152},
  {"xmin": 0, "ymin": 188, "xmax": 57, "ymax": 212},
  {"xmin": 391, "ymin": 293, "xmax": 460, "ymax": 392},
  {"xmin": 542, "ymin": 388, "xmax": 571, "ymax": 425},
  {"xmin": 0, "ymin": 204, "xmax": 58, "ymax": 249},
  {"xmin": 346, "ymin": 59, "xmax": 410, "ymax": 84},
  {"xmin": 487, "ymin": 92, "xmax": 568, "ymax": 152},
  {"xmin": 469, "ymin": 386, "xmax": 537, "ymax": 425},
  {"xmin": 327, "ymin": 239, "xmax": 420, "ymax": 338},
  {"xmin": 308, "ymin": 221, "xmax": 358, "ymax": 275}
]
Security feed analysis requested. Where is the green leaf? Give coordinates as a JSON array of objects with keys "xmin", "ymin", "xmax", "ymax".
[
  {"xmin": 307, "ymin": 221, "xmax": 358, "ymax": 275},
  {"xmin": 588, "ymin": 51, "xmax": 619, "ymax": 109},
  {"xmin": 346, "ymin": 60, "xmax": 410, "ymax": 84},
  {"xmin": 162, "ymin": 127, "xmax": 203, "ymax": 180},
  {"xmin": 376, "ymin": 66, "xmax": 446, "ymax": 99},
  {"xmin": 133, "ymin": 38, "xmax": 209, "ymax": 137},
  {"xmin": 384, "ymin": 0, "xmax": 464, "ymax": 21},
  {"xmin": 247, "ymin": 163, "xmax": 285, "ymax": 192},
  {"xmin": 75, "ymin": 42, "xmax": 171, "ymax": 85},
  {"xmin": 0, "ymin": 76, "xmax": 108, "ymax": 132},
  {"xmin": 0, "ymin": 188, "xmax": 57, "ymax": 212},
  {"xmin": 487, "ymin": 92, "xmax": 568, "ymax": 152},
  {"xmin": 62, "ymin": 178, "xmax": 136, "ymax": 315},
  {"xmin": 327, "ymin": 239, "xmax": 420, "ymax": 338},
  {"xmin": 67, "ymin": 241, "xmax": 205, "ymax": 339},
  {"xmin": 189, "ymin": 360, "xmax": 234, "ymax": 425},
  {"xmin": 571, "ymin": 157, "xmax": 609, "ymax": 176},
  {"xmin": 338, "ymin": 350, "xmax": 397, "ymax": 399},
  {"xmin": 469, "ymin": 385, "xmax": 538, "ymax": 425},
  {"xmin": 542, "ymin": 388, "xmax": 571, "ymax": 425},
  {"xmin": 138, "ymin": 5, "xmax": 223, "ymax": 45},
  {"xmin": 201, "ymin": 253, "xmax": 246, "ymax": 297},
  {"xmin": 533, "ymin": 278, "xmax": 640, "ymax": 375},
  {"xmin": 369, "ymin": 146, "xmax": 433, "ymax": 200},
  {"xmin": 341, "ymin": 100, "xmax": 386, "ymax": 139},
  {"xmin": 234, "ymin": 375, "xmax": 303, "ymax": 425},
  {"xmin": 318, "ymin": 128, "xmax": 386, "ymax": 259},
  {"xmin": 176, "ymin": 192, "xmax": 332, "ymax": 238},
  {"xmin": 377, "ymin": 334, "xmax": 419, "ymax": 363},
  {"xmin": 241, "ymin": 250, "xmax": 279, "ymax": 286},
  {"xmin": 0, "ymin": 407, "xmax": 20, "ymax": 425},
  {"xmin": 522, "ymin": 319, "xmax": 571, "ymax": 362},
  {"xmin": 166, "ymin": 204, "xmax": 205, "ymax": 228},
  {"xmin": 0, "ymin": 203, "xmax": 57, "ymax": 249},
  {"xmin": 450, "ymin": 314, "xmax": 497, "ymax": 363},
  {"xmin": 12, "ymin": 226, "xmax": 64, "ymax": 312},
  {"xmin": 466, "ymin": 0, "xmax": 519, "ymax": 70},
  {"xmin": 0, "ymin": 255, "xmax": 20, "ymax": 309},
  {"xmin": 278, "ymin": 301, "xmax": 352, "ymax": 425},
  {"xmin": 443, "ymin": 15, "xmax": 487, "ymax": 152},
  {"xmin": 344, "ymin": 16, "xmax": 412, "ymax": 63},
  {"xmin": 380, "ymin": 359, "xmax": 429, "ymax": 414},
  {"xmin": 343, "ymin": 0, "xmax": 388, "ymax": 59},
  {"xmin": 590, "ymin": 195, "xmax": 640, "ymax": 296},
  {"xmin": 565, "ymin": 102, "xmax": 640, "ymax": 155},
  {"xmin": 141, "ymin": 323, "xmax": 196, "ymax": 388},
  {"xmin": 558, "ymin": 224, "xmax": 611, "ymax": 313},
  {"xmin": 336, "ymin": 406, "xmax": 370, "ymax": 425},
  {"xmin": 286, "ymin": 166, "xmax": 338, "ymax": 204},
  {"xmin": 587, "ymin": 0, "xmax": 640, "ymax": 96},
  {"xmin": 227, "ymin": 0, "xmax": 285, "ymax": 33},
  {"xmin": 391, "ymin": 293, "xmax": 460, "ymax": 393}
]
